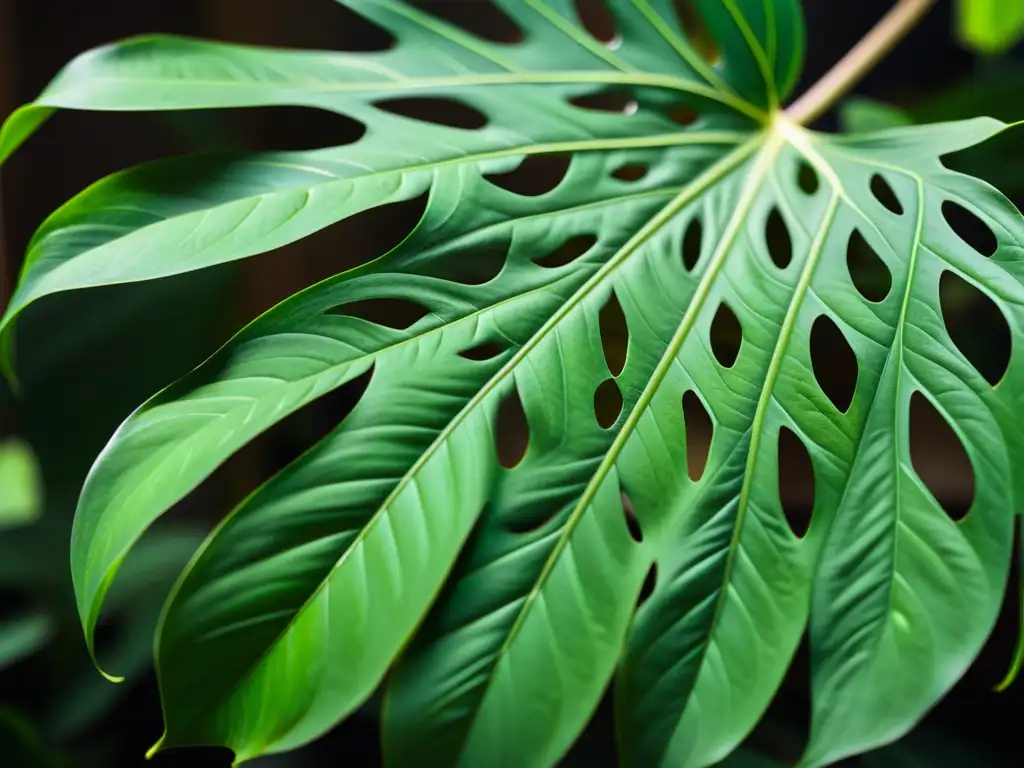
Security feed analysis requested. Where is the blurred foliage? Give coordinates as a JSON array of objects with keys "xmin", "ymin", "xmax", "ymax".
[
  {"xmin": 0, "ymin": 266, "xmax": 233, "ymax": 764},
  {"xmin": 838, "ymin": 97, "xmax": 913, "ymax": 133},
  {"xmin": 958, "ymin": 0, "xmax": 1024, "ymax": 54},
  {"xmin": 0, "ymin": 439, "xmax": 41, "ymax": 529}
]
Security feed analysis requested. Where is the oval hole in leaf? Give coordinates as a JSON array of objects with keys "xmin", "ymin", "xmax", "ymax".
[
  {"xmin": 218, "ymin": 365, "xmax": 376, "ymax": 503},
  {"xmin": 484, "ymin": 154, "xmax": 571, "ymax": 197},
  {"xmin": 710, "ymin": 302, "xmax": 742, "ymax": 368},
  {"xmin": 623, "ymin": 492, "xmax": 643, "ymax": 542},
  {"xmin": 810, "ymin": 315, "xmax": 858, "ymax": 413},
  {"xmin": 612, "ymin": 164, "xmax": 648, "ymax": 182},
  {"xmin": 682, "ymin": 390, "xmax": 713, "ymax": 481},
  {"xmin": 430, "ymin": 241, "xmax": 509, "ymax": 286},
  {"xmin": 593, "ymin": 380, "xmax": 622, "ymax": 430},
  {"xmin": 682, "ymin": 217, "xmax": 703, "ymax": 271},
  {"xmin": 570, "ymin": 91, "xmax": 637, "ymax": 114},
  {"xmin": 766, "ymin": 207, "xmax": 792, "ymax": 269},
  {"xmin": 414, "ymin": 0, "xmax": 523, "ymax": 44},
  {"xmin": 373, "ymin": 97, "xmax": 488, "ymax": 129},
  {"xmin": 458, "ymin": 340, "xmax": 507, "ymax": 362},
  {"xmin": 496, "ymin": 386, "xmax": 530, "ymax": 469},
  {"xmin": 778, "ymin": 427, "xmax": 814, "ymax": 538},
  {"xmin": 667, "ymin": 105, "xmax": 698, "ymax": 126},
  {"xmin": 909, "ymin": 391, "xmax": 974, "ymax": 521},
  {"xmin": 637, "ymin": 562, "xmax": 658, "ymax": 608},
  {"xmin": 327, "ymin": 297, "xmax": 432, "ymax": 330},
  {"xmin": 797, "ymin": 161, "xmax": 819, "ymax": 195},
  {"xmin": 673, "ymin": 0, "xmax": 721, "ymax": 64},
  {"xmin": 211, "ymin": 107, "xmax": 366, "ymax": 151},
  {"xmin": 600, "ymin": 290, "xmax": 629, "ymax": 376},
  {"xmin": 243, "ymin": 192, "xmax": 429, "ymax": 316},
  {"xmin": 594, "ymin": 379, "xmax": 623, "ymax": 429},
  {"xmin": 333, "ymin": 3, "xmax": 396, "ymax": 51},
  {"xmin": 574, "ymin": 0, "xmax": 618, "ymax": 45},
  {"xmin": 847, "ymin": 229, "xmax": 892, "ymax": 302},
  {"xmin": 535, "ymin": 234, "xmax": 597, "ymax": 269},
  {"xmin": 939, "ymin": 271, "xmax": 1011, "ymax": 386},
  {"xmin": 870, "ymin": 174, "xmax": 903, "ymax": 215},
  {"xmin": 942, "ymin": 200, "xmax": 998, "ymax": 257}
]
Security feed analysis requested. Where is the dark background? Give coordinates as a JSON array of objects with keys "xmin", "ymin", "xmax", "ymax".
[{"xmin": 0, "ymin": 1, "xmax": 1022, "ymax": 766}]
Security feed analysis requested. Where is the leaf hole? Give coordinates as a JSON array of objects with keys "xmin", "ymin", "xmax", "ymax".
[
  {"xmin": 327, "ymin": 297, "xmax": 433, "ymax": 330},
  {"xmin": 332, "ymin": 3, "xmax": 397, "ymax": 51},
  {"xmin": 600, "ymin": 290, "xmax": 629, "ymax": 376},
  {"xmin": 870, "ymin": 174, "xmax": 904, "ymax": 215},
  {"xmin": 909, "ymin": 392, "xmax": 974, "ymax": 521},
  {"xmin": 623, "ymin": 492, "xmax": 643, "ymax": 543},
  {"xmin": 942, "ymin": 200, "xmax": 998, "ymax": 257},
  {"xmin": 496, "ymin": 387, "xmax": 530, "ymax": 469},
  {"xmin": 241, "ymin": 191, "xmax": 429, "ymax": 316},
  {"xmin": 574, "ymin": 0, "xmax": 618, "ymax": 45},
  {"xmin": 778, "ymin": 427, "xmax": 814, "ymax": 538},
  {"xmin": 939, "ymin": 271, "xmax": 1011, "ymax": 386},
  {"xmin": 373, "ymin": 97, "xmax": 488, "ymax": 130},
  {"xmin": 797, "ymin": 161, "xmax": 819, "ymax": 195},
  {"xmin": 484, "ymin": 154, "xmax": 572, "ymax": 197},
  {"xmin": 681, "ymin": 218, "xmax": 703, "ymax": 271},
  {"xmin": 594, "ymin": 379, "xmax": 623, "ymax": 429},
  {"xmin": 534, "ymin": 234, "xmax": 598, "ymax": 269},
  {"xmin": 710, "ymin": 302, "xmax": 742, "ymax": 368},
  {"xmin": 809, "ymin": 315, "xmax": 858, "ymax": 414},
  {"xmin": 847, "ymin": 229, "xmax": 892, "ymax": 302},
  {"xmin": 612, "ymin": 163, "xmax": 648, "ymax": 182},
  {"xmin": 411, "ymin": 0, "xmax": 524, "ymax": 44},
  {"xmin": 219, "ymin": 365, "xmax": 376, "ymax": 502},
  {"xmin": 637, "ymin": 562, "xmax": 658, "ymax": 608},
  {"xmin": 458, "ymin": 340, "xmax": 508, "ymax": 362},
  {"xmin": 430, "ymin": 241, "xmax": 509, "ymax": 286},
  {"xmin": 682, "ymin": 390, "xmax": 713, "ymax": 482},
  {"xmin": 673, "ymin": 0, "xmax": 721, "ymax": 65},
  {"xmin": 667, "ymin": 105, "xmax": 699, "ymax": 126},
  {"xmin": 570, "ymin": 91, "xmax": 638, "ymax": 114},
  {"xmin": 766, "ymin": 207, "xmax": 793, "ymax": 269},
  {"xmin": 209, "ymin": 107, "xmax": 367, "ymax": 152}
]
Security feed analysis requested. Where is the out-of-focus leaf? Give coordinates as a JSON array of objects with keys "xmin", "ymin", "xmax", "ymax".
[
  {"xmin": 48, "ymin": 528, "xmax": 205, "ymax": 739},
  {"xmin": 839, "ymin": 97, "xmax": 913, "ymax": 134},
  {"xmin": 957, "ymin": 0, "xmax": 1024, "ymax": 53},
  {"xmin": 863, "ymin": 722, "xmax": 1015, "ymax": 768},
  {"xmin": 0, "ymin": 706, "xmax": 61, "ymax": 768},
  {"xmin": 46, "ymin": 604, "xmax": 158, "ymax": 741},
  {"xmin": 0, "ymin": 439, "xmax": 42, "ymax": 529},
  {"xmin": 0, "ymin": 611, "xmax": 55, "ymax": 671}
]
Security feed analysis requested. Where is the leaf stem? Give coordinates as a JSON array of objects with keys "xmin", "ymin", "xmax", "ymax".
[{"xmin": 785, "ymin": 0, "xmax": 938, "ymax": 125}]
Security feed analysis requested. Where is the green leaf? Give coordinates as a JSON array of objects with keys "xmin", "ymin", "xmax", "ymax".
[
  {"xmin": 1, "ymin": 1, "xmax": 1021, "ymax": 766},
  {"xmin": 0, "ymin": 611, "xmax": 54, "ymax": 671},
  {"xmin": 839, "ymin": 97, "xmax": 914, "ymax": 134},
  {"xmin": 957, "ymin": 0, "xmax": 1024, "ymax": 53},
  {"xmin": 0, "ymin": 439, "xmax": 43, "ymax": 530}
]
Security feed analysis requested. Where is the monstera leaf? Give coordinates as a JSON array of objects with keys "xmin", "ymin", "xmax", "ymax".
[{"xmin": 0, "ymin": 1, "xmax": 1021, "ymax": 766}]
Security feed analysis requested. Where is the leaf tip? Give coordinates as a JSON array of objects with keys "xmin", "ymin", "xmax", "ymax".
[
  {"xmin": 98, "ymin": 667, "xmax": 126, "ymax": 685},
  {"xmin": 85, "ymin": 628, "xmax": 125, "ymax": 684},
  {"xmin": 0, "ymin": 105, "xmax": 53, "ymax": 167},
  {"xmin": 145, "ymin": 735, "xmax": 166, "ymax": 760}
]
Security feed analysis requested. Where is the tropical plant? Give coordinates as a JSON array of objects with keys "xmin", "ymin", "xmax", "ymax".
[{"xmin": 0, "ymin": 0, "xmax": 1021, "ymax": 765}]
